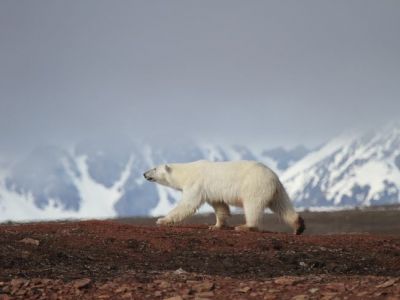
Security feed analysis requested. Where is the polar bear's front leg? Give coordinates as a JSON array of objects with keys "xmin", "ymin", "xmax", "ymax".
[
  {"xmin": 156, "ymin": 188, "xmax": 203, "ymax": 226},
  {"xmin": 209, "ymin": 202, "xmax": 231, "ymax": 230}
]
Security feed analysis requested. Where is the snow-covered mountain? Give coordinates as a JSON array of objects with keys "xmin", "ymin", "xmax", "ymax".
[
  {"xmin": 282, "ymin": 123, "xmax": 400, "ymax": 208},
  {"xmin": 0, "ymin": 123, "xmax": 399, "ymax": 222}
]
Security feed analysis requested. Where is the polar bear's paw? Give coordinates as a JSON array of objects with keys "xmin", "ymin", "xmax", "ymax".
[
  {"xmin": 294, "ymin": 216, "xmax": 306, "ymax": 235},
  {"xmin": 234, "ymin": 225, "xmax": 259, "ymax": 232},
  {"xmin": 208, "ymin": 224, "xmax": 232, "ymax": 231},
  {"xmin": 156, "ymin": 217, "xmax": 173, "ymax": 226}
]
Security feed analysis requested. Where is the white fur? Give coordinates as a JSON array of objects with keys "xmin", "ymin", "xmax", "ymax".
[{"xmin": 144, "ymin": 160, "xmax": 300, "ymax": 231}]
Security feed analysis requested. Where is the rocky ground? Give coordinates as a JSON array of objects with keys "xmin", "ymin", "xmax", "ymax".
[{"xmin": 0, "ymin": 212, "xmax": 399, "ymax": 299}]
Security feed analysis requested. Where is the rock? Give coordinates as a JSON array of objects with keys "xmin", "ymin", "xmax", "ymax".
[
  {"xmin": 10, "ymin": 278, "xmax": 24, "ymax": 287},
  {"xmin": 0, "ymin": 294, "xmax": 10, "ymax": 300},
  {"xmin": 195, "ymin": 291, "xmax": 214, "ymax": 297},
  {"xmin": 10, "ymin": 278, "xmax": 28, "ymax": 294},
  {"xmin": 237, "ymin": 286, "xmax": 251, "ymax": 293},
  {"xmin": 72, "ymin": 278, "xmax": 91, "ymax": 289},
  {"xmin": 180, "ymin": 288, "xmax": 192, "ymax": 295},
  {"xmin": 99, "ymin": 283, "xmax": 113, "ymax": 290},
  {"xmin": 158, "ymin": 281, "xmax": 170, "ymax": 289},
  {"xmin": 250, "ymin": 292, "xmax": 258, "ymax": 297},
  {"xmin": 325, "ymin": 283, "xmax": 345, "ymax": 292},
  {"xmin": 264, "ymin": 294, "xmax": 278, "ymax": 300},
  {"xmin": 21, "ymin": 250, "xmax": 31, "ymax": 258},
  {"xmin": 115, "ymin": 285, "xmax": 130, "ymax": 293},
  {"xmin": 121, "ymin": 292, "xmax": 133, "ymax": 299},
  {"xmin": 299, "ymin": 261, "xmax": 307, "ymax": 267},
  {"xmin": 15, "ymin": 289, "xmax": 27, "ymax": 296},
  {"xmin": 19, "ymin": 238, "xmax": 40, "ymax": 246},
  {"xmin": 173, "ymin": 268, "xmax": 187, "ymax": 275},
  {"xmin": 291, "ymin": 295, "xmax": 309, "ymax": 300},
  {"xmin": 308, "ymin": 288, "xmax": 319, "ymax": 294},
  {"xmin": 274, "ymin": 277, "xmax": 300, "ymax": 285},
  {"xmin": 164, "ymin": 296, "xmax": 183, "ymax": 300},
  {"xmin": 193, "ymin": 281, "xmax": 214, "ymax": 292},
  {"xmin": 376, "ymin": 279, "xmax": 397, "ymax": 288},
  {"xmin": 155, "ymin": 291, "xmax": 163, "ymax": 296},
  {"xmin": 374, "ymin": 291, "xmax": 388, "ymax": 297},
  {"xmin": 320, "ymin": 292, "xmax": 338, "ymax": 300}
]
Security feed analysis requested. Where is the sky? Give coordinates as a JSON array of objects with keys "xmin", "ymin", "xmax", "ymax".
[{"xmin": 1, "ymin": 0, "xmax": 400, "ymax": 157}]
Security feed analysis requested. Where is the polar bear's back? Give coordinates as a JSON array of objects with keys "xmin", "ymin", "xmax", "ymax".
[
  {"xmin": 195, "ymin": 160, "xmax": 277, "ymax": 179},
  {"xmin": 183, "ymin": 160, "xmax": 280, "ymax": 204}
]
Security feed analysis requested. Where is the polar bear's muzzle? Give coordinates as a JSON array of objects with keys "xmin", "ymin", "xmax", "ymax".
[{"xmin": 143, "ymin": 171, "xmax": 156, "ymax": 182}]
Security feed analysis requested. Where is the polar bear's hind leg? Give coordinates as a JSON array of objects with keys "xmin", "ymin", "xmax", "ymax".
[
  {"xmin": 235, "ymin": 199, "xmax": 265, "ymax": 232},
  {"xmin": 209, "ymin": 202, "xmax": 231, "ymax": 230}
]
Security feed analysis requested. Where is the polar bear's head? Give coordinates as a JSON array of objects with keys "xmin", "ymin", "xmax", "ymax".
[{"xmin": 143, "ymin": 164, "xmax": 172, "ymax": 187}]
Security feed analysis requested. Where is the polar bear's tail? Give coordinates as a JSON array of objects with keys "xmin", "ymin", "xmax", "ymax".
[{"xmin": 269, "ymin": 180, "xmax": 305, "ymax": 235}]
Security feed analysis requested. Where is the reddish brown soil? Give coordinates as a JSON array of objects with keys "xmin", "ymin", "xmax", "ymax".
[{"xmin": 0, "ymin": 220, "xmax": 399, "ymax": 299}]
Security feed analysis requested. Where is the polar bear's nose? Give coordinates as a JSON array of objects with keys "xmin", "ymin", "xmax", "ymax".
[{"xmin": 144, "ymin": 172, "xmax": 155, "ymax": 182}]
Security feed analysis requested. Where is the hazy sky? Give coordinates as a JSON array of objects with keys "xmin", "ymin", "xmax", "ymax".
[{"xmin": 1, "ymin": 1, "xmax": 399, "ymax": 156}]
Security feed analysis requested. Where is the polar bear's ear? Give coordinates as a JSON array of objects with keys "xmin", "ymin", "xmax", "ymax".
[{"xmin": 165, "ymin": 164, "xmax": 172, "ymax": 173}]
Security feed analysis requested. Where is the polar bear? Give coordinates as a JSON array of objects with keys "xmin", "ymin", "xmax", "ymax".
[{"xmin": 143, "ymin": 160, "xmax": 305, "ymax": 235}]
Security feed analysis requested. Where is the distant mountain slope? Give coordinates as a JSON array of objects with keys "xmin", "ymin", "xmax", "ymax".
[
  {"xmin": 282, "ymin": 123, "xmax": 400, "ymax": 207},
  {"xmin": 262, "ymin": 145, "xmax": 310, "ymax": 170}
]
